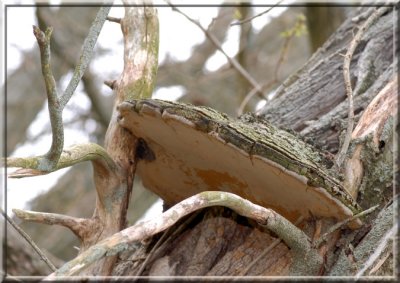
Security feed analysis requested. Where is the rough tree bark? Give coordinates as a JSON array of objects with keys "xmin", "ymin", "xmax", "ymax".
[
  {"xmin": 5, "ymin": 3, "xmax": 159, "ymax": 277},
  {"xmin": 4, "ymin": 2, "xmax": 397, "ymax": 279},
  {"xmin": 5, "ymin": 5, "xmax": 312, "ymax": 272},
  {"xmin": 109, "ymin": 4, "xmax": 397, "ymax": 277}
]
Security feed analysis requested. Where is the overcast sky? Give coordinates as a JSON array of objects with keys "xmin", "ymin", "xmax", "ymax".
[{"xmin": 4, "ymin": 1, "xmax": 288, "ymax": 219}]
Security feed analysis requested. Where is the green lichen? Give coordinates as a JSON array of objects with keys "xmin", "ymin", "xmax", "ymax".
[
  {"xmin": 106, "ymin": 241, "xmax": 131, "ymax": 256},
  {"xmin": 7, "ymin": 156, "xmax": 40, "ymax": 169}
]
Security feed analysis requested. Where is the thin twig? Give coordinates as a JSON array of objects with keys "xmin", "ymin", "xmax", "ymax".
[
  {"xmin": 231, "ymin": 0, "xmax": 285, "ymax": 26},
  {"xmin": 46, "ymin": 191, "xmax": 318, "ymax": 277},
  {"xmin": 1, "ymin": 208, "xmax": 57, "ymax": 272},
  {"xmin": 12, "ymin": 208, "xmax": 89, "ymax": 239},
  {"xmin": 335, "ymin": 5, "xmax": 391, "ymax": 168},
  {"xmin": 237, "ymin": 81, "xmax": 272, "ymax": 116},
  {"xmin": 3, "ymin": 274, "xmax": 23, "ymax": 282},
  {"xmin": 237, "ymin": 27, "xmax": 294, "ymax": 116},
  {"xmin": 273, "ymin": 35, "xmax": 292, "ymax": 81},
  {"xmin": 315, "ymin": 205, "xmax": 379, "ymax": 248},
  {"xmin": 355, "ymin": 222, "xmax": 397, "ymax": 277},
  {"xmin": 135, "ymin": 227, "xmax": 172, "ymax": 276},
  {"xmin": 166, "ymin": 1, "xmax": 264, "ymax": 99},
  {"xmin": 106, "ymin": 16, "xmax": 121, "ymax": 24}
]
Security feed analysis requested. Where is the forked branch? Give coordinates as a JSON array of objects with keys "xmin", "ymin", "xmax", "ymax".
[
  {"xmin": 45, "ymin": 191, "xmax": 321, "ymax": 277},
  {"xmin": 6, "ymin": 143, "xmax": 117, "ymax": 178},
  {"xmin": 32, "ymin": 25, "xmax": 63, "ymax": 171},
  {"xmin": 12, "ymin": 209, "xmax": 90, "ymax": 240},
  {"xmin": 6, "ymin": 6, "xmax": 111, "ymax": 173}
]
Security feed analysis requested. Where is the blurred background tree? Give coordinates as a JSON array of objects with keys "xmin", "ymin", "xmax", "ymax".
[{"xmin": 5, "ymin": 2, "xmax": 353, "ymax": 274}]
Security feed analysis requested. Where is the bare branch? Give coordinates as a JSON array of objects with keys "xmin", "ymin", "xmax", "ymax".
[
  {"xmin": 6, "ymin": 143, "xmax": 116, "ymax": 178},
  {"xmin": 23, "ymin": 6, "xmax": 110, "ymax": 172},
  {"xmin": 106, "ymin": 16, "xmax": 121, "ymax": 24},
  {"xmin": 167, "ymin": 1, "xmax": 265, "ymax": 99},
  {"xmin": 1, "ymin": 208, "xmax": 57, "ymax": 272},
  {"xmin": 12, "ymin": 208, "xmax": 90, "ymax": 240},
  {"xmin": 46, "ymin": 191, "xmax": 320, "ymax": 277},
  {"xmin": 335, "ymin": 5, "xmax": 391, "ymax": 168},
  {"xmin": 60, "ymin": 6, "xmax": 111, "ymax": 108},
  {"xmin": 32, "ymin": 25, "xmax": 64, "ymax": 171},
  {"xmin": 231, "ymin": 0, "xmax": 284, "ymax": 26},
  {"xmin": 237, "ymin": 18, "xmax": 296, "ymax": 116},
  {"xmin": 237, "ymin": 81, "xmax": 272, "ymax": 116},
  {"xmin": 115, "ymin": 3, "xmax": 159, "ymax": 101}
]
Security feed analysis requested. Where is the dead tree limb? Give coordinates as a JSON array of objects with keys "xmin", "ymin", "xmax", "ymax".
[
  {"xmin": 6, "ymin": 143, "xmax": 116, "ymax": 178},
  {"xmin": 4, "ymin": 7, "xmax": 110, "ymax": 173},
  {"xmin": 12, "ymin": 209, "xmax": 90, "ymax": 240},
  {"xmin": 45, "ymin": 191, "xmax": 322, "ymax": 278},
  {"xmin": 32, "ymin": 6, "xmax": 110, "ymax": 172},
  {"xmin": 32, "ymin": 25, "xmax": 62, "ymax": 171},
  {"xmin": 8, "ymin": 3, "xmax": 159, "ymax": 276}
]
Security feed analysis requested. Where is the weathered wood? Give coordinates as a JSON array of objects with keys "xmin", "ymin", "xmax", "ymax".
[
  {"xmin": 344, "ymin": 78, "xmax": 397, "ymax": 199},
  {"xmin": 329, "ymin": 199, "xmax": 395, "ymax": 276},
  {"xmin": 150, "ymin": 213, "xmax": 292, "ymax": 276},
  {"xmin": 260, "ymin": 7, "xmax": 396, "ymax": 154},
  {"xmin": 111, "ymin": 5, "xmax": 396, "ymax": 277},
  {"xmin": 80, "ymin": 4, "xmax": 159, "ymax": 275},
  {"xmin": 7, "ymin": 3, "xmax": 396, "ymax": 278},
  {"xmin": 8, "ymin": 5, "xmax": 160, "ymax": 277}
]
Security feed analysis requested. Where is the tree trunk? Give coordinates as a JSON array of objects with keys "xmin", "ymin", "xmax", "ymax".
[
  {"xmin": 6, "ymin": 4, "xmax": 396, "ymax": 278},
  {"xmin": 111, "ymin": 5, "xmax": 397, "ymax": 277}
]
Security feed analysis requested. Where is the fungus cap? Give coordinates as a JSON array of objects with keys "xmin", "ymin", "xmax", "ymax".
[{"xmin": 118, "ymin": 99, "xmax": 361, "ymax": 228}]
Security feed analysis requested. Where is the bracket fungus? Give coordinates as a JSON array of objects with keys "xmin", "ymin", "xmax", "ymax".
[{"xmin": 117, "ymin": 99, "xmax": 361, "ymax": 228}]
